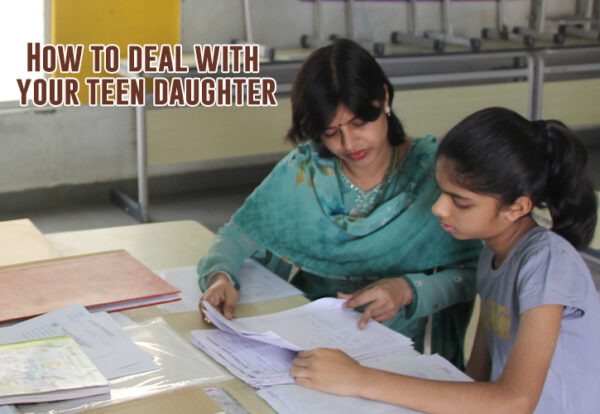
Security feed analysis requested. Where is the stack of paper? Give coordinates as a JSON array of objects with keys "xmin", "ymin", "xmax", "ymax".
[
  {"xmin": 257, "ymin": 354, "xmax": 473, "ymax": 414},
  {"xmin": 0, "ymin": 303, "xmax": 159, "ymax": 380},
  {"xmin": 0, "ymin": 335, "xmax": 110, "ymax": 405},
  {"xmin": 190, "ymin": 298, "xmax": 413, "ymax": 388}
]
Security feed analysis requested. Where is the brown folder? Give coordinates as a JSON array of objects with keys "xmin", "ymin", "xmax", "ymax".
[
  {"xmin": 0, "ymin": 250, "xmax": 180, "ymax": 323},
  {"xmin": 85, "ymin": 387, "xmax": 224, "ymax": 414}
]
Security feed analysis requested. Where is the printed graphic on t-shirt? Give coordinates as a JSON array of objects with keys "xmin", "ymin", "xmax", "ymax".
[{"xmin": 481, "ymin": 300, "xmax": 510, "ymax": 339}]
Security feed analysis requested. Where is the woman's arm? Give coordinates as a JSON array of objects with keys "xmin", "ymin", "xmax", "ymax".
[
  {"xmin": 341, "ymin": 258, "xmax": 478, "ymax": 328},
  {"xmin": 197, "ymin": 222, "xmax": 260, "ymax": 318},
  {"xmin": 291, "ymin": 304, "xmax": 563, "ymax": 414}
]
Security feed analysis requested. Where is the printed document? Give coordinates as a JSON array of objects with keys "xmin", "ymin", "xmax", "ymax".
[{"xmin": 191, "ymin": 298, "xmax": 414, "ymax": 387}]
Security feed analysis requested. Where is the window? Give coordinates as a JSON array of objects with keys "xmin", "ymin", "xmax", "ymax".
[{"xmin": 0, "ymin": 0, "xmax": 45, "ymax": 105}]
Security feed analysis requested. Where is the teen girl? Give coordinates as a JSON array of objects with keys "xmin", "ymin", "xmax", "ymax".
[{"xmin": 290, "ymin": 107, "xmax": 600, "ymax": 413}]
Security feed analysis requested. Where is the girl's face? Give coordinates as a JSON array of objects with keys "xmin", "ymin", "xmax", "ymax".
[
  {"xmin": 432, "ymin": 157, "xmax": 514, "ymax": 241},
  {"xmin": 321, "ymin": 103, "xmax": 392, "ymax": 172}
]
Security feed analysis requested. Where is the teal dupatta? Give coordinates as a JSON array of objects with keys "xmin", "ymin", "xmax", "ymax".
[{"xmin": 232, "ymin": 136, "xmax": 481, "ymax": 280}]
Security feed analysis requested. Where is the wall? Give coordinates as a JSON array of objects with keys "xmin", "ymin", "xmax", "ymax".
[{"xmin": 0, "ymin": 0, "xmax": 596, "ymax": 197}]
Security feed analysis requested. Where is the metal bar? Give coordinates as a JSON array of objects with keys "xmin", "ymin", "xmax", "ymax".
[
  {"xmin": 136, "ymin": 94, "xmax": 149, "ymax": 222},
  {"xmin": 498, "ymin": 0, "xmax": 507, "ymax": 30},
  {"xmin": 346, "ymin": 0, "xmax": 355, "ymax": 40},
  {"xmin": 243, "ymin": 0, "xmax": 254, "ymax": 44},
  {"xmin": 530, "ymin": 52, "xmax": 544, "ymax": 121},
  {"xmin": 583, "ymin": 0, "xmax": 594, "ymax": 31},
  {"xmin": 314, "ymin": 0, "xmax": 323, "ymax": 43},
  {"xmin": 377, "ymin": 50, "xmax": 529, "ymax": 65},
  {"xmin": 442, "ymin": 0, "xmax": 452, "ymax": 37},
  {"xmin": 543, "ymin": 62, "xmax": 600, "ymax": 74},
  {"xmin": 526, "ymin": 53, "xmax": 538, "ymax": 120},
  {"xmin": 409, "ymin": 0, "xmax": 418, "ymax": 36},
  {"xmin": 530, "ymin": 0, "xmax": 547, "ymax": 33},
  {"xmin": 388, "ymin": 68, "xmax": 529, "ymax": 86},
  {"xmin": 392, "ymin": 31, "xmax": 444, "ymax": 51}
]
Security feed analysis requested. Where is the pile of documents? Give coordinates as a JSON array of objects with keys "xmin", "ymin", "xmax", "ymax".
[
  {"xmin": 257, "ymin": 353, "xmax": 473, "ymax": 414},
  {"xmin": 0, "ymin": 303, "xmax": 159, "ymax": 405},
  {"xmin": 192, "ymin": 298, "xmax": 473, "ymax": 414},
  {"xmin": 0, "ymin": 335, "xmax": 109, "ymax": 405},
  {"xmin": 191, "ymin": 298, "xmax": 413, "ymax": 388}
]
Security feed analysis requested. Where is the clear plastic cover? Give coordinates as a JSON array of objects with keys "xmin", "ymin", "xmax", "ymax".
[{"xmin": 18, "ymin": 318, "xmax": 231, "ymax": 414}]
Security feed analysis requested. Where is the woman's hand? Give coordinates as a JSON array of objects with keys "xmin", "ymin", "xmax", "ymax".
[
  {"xmin": 199, "ymin": 272, "xmax": 239, "ymax": 320},
  {"xmin": 290, "ymin": 348, "xmax": 364, "ymax": 396},
  {"xmin": 339, "ymin": 277, "xmax": 413, "ymax": 329}
]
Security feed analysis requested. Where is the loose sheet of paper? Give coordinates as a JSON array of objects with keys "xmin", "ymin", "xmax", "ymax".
[
  {"xmin": 0, "ymin": 303, "xmax": 158, "ymax": 380},
  {"xmin": 201, "ymin": 298, "xmax": 412, "ymax": 358},
  {"xmin": 257, "ymin": 354, "xmax": 472, "ymax": 414},
  {"xmin": 191, "ymin": 298, "xmax": 414, "ymax": 388},
  {"xmin": 156, "ymin": 259, "xmax": 303, "ymax": 313}
]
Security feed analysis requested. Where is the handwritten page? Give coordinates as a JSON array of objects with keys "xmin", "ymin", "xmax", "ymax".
[
  {"xmin": 191, "ymin": 298, "xmax": 414, "ymax": 388},
  {"xmin": 191, "ymin": 329, "xmax": 297, "ymax": 387},
  {"xmin": 156, "ymin": 259, "xmax": 303, "ymax": 314},
  {"xmin": 202, "ymin": 298, "xmax": 412, "ymax": 358},
  {"xmin": 0, "ymin": 304, "xmax": 158, "ymax": 380},
  {"xmin": 257, "ymin": 354, "xmax": 472, "ymax": 414}
]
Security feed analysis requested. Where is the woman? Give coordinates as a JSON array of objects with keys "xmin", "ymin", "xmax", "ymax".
[{"xmin": 198, "ymin": 39, "xmax": 481, "ymax": 367}]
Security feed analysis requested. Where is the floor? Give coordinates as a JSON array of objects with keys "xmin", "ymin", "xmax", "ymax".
[{"xmin": 2, "ymin": 184, "xmax": 255, "ymax": 235}]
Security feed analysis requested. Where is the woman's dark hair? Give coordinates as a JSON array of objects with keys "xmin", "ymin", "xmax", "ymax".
[
  {"xmin": 437, "ymin": 107, "xmax": 597, "ymax": 250},
  {"xmin": 286, "ymin": 39, "xmax": 405, "ymax": 157}
]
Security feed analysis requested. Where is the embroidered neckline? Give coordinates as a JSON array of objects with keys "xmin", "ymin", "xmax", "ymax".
[{"xmin": 337, "ymin": 140, "xmax": 416, "ymax": 216}]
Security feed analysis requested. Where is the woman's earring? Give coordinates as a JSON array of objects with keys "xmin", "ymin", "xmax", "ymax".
[{"xmin": 385, "ymin": 106, "xmax": 391, "ymax": 117}]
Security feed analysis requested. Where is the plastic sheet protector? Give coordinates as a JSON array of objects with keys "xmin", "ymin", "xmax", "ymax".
[{"xmin": 18, "ymin": 318, "xmax": 231, "ymax": 414}]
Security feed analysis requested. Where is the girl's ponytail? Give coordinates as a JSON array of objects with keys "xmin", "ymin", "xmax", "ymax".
[
  {"xmin": 437, "ymin": 107, "xmax": 597, "ymax": 250},
  {"xmin": 536, "ymin": 120, "xmax": 597, "ymax": 249}
]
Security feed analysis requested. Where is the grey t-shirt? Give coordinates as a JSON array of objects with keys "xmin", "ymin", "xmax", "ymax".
[{"xmin": 477, "ymin": 226, "xmax": 600, "ymax": 413}]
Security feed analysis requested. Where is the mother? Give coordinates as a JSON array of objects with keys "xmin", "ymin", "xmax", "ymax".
[{"xmin": 198, "ymin": 39, "xmax": 481, "ymax": 367}]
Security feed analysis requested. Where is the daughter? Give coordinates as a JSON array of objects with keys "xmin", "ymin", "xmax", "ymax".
[{"xmin": 290, "ymin": 107, "xmax": 600, "ymax": 413}]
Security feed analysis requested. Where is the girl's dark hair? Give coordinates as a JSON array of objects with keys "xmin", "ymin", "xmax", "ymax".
[
  {"xmin": 286, "ymin": 39, "xmax": 405, "ymax": 157},
  {"xmin": 437, "ymin": 107, "xmax": 597, "ymax": 250}
]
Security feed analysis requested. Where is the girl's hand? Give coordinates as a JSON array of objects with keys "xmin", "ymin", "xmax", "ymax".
[
  {"xmin": 338, "ymin": 277, "xmax": 413, "ymax": 329},
  {"xmin": 199, "ymin": 272, "xmax": 239, "ymax": 320},
  {"xmin": 290, "ymin": 348, "xmax": 364, "ymax": 396}
]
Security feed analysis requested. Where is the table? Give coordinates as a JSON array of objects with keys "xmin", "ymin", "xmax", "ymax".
[
  {"xmin": 0, "ymin": 219, "xmax": 59, "ymax": 267},
  {"xmin": 44, "ymin": 220, "xmax": 308, "ymax": 414}
]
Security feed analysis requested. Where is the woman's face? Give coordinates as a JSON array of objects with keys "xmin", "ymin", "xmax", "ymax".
[{"xmin": 320, "ymin": 104, "xmax": 392, "ymax": 172}]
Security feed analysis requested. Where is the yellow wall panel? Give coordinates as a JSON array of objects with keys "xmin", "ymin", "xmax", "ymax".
[
  {"xmin": 393, "ymin": 82, "xmax": 529, "ymax": 139},
  {"xmin": 147, "ymin": 101, "xmax": 293, "ymax": 167},
  {"xmin": 51, "ymin": 0, "xmax": 180, "ymax": 103},
  {"xmin": 542, "ymin": 79, "xmax": 600, "ymax": 127}
]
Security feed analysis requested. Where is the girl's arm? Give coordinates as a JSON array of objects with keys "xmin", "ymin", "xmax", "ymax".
[
  {"xmin": 464, "ymin": 307, "xmax": 491, "ymax": 381},
  {"xmin": 291, "ymin": 304, "xmax": 563, "ymax": 414}
]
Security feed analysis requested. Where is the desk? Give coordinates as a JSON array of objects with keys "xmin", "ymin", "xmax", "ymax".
[
  {"xmin": 0, "ymin": 219, "xmax": 60, "ymax": 266},
  {"xmin": 45, "ymin": 220, "xmax": 308, "ymax": 414}
]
